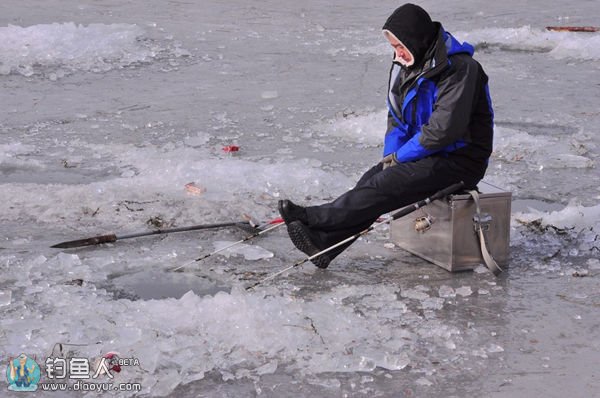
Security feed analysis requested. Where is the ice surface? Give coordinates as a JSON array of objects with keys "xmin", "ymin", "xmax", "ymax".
[
  {"xmin": 2, "ymin": 1, "xmax": 600, "ymax": 397},
  {"xmin": 183, "ymin": 132, "xmax": 211, "ymax": 147}
]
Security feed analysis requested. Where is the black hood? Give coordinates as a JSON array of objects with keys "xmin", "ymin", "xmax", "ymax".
[{"xmin": 382, "ymin": 4, "xmax": 438, "ymax": 67}]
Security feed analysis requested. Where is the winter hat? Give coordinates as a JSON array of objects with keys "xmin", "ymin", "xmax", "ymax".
[{"xmin": 382, "ymin": 4, "xmax": 437, "ymax": 66}]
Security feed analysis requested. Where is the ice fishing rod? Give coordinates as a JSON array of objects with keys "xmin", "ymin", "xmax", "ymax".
[
  {"xmin": 246, "ymin": 181, "xmax": 465, "ymax": 290},
  {"xmin": 51, "ymin": 218, "xmax": 258, "ymax": 249},
  {"xmin": 169, "ymin": 218, "xmax": 285, "ymax": 272}
]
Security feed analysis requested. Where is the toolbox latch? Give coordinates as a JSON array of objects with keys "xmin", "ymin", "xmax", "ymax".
[{"xmin": 473, "ymin": 213, "xmax": 492, "ymax": 232}]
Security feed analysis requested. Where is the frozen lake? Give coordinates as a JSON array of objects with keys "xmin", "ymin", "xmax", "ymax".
[{"xmin": 1, "ymin": 0, "xmax": 599, "ymax": 396}]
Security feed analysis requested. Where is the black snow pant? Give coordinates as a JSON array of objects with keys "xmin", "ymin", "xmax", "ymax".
[{"xmin": 304, "ymin": 154, "xmax": 487, "ymax": 260}]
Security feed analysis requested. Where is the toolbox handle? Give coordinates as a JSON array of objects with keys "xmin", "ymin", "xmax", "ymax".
[{"xmin": 469, "ymin": 190, "xmax": 503, "ymax": 276}]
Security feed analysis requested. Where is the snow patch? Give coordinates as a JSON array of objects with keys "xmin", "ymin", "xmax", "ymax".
[
  {"xmin": 354, "ymin": 26, "xmax": 600, "ymax": 61},
  {"xmin": 456, "ymin": 26, "xmax": 600, "ymax": 61},
  {"xmin": 0, "ymin": 22, "xmax": 189, "ymax": 77},
  {"xmin": 312, "ymin": 109, "xmax": 387, "ymax": 146}
]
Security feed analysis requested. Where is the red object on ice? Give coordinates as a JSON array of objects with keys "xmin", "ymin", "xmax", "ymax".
[
  {"xmin": 103, "ymin": 352, "xmax": 122, "ymax": 373},
  {"xmin": 270, "ymin": 218, "xmax": 284, "ymax": 224},
  {"xmin": 222, "ymin": 145, "xmax": 240, "ymax": 152}
]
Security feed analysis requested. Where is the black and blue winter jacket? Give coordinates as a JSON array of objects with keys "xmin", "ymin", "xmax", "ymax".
[{"xmin": 384, "ymin": 25, "xmax": 494, "ymax": 166}]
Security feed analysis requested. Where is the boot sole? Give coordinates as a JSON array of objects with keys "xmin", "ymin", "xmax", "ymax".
[{"xmin": 287, "ymin": 221, "xmax": 331, "ymax": 269}]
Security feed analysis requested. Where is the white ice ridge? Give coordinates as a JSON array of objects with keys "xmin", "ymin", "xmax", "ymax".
[
  {"xmin": 514, "ymin": 201, "xmax": 600, "ymax": 254},
  {"xmin": 456, "ymin": 26, "xmax": 600, "ymax": 61},
  {"xmin": 515, "ymin": 201, "xmax": 600, "ymax": 231},
  {"xmin": 492, "ymin": 126, "xmax": 594, "ymax": 170},
  {"xmin": 353, "ymin": 26, "xmax": 600, "ymax": 61},
  {"xmin": 0, "ymin": 22, "xmax": 187, "ymax": 76},
  {"xmin": 0, "ymin": 140, "xmax": 353, "ymax": 224},
  {"xmin": 313, "ymin": 109, "xmax": 387, "ymax": 146}
]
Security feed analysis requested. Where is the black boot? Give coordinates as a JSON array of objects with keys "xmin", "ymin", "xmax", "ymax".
[
  {"xmin": 278, "ymin": 200, "xmax": 308, "ymax": 225},
  {"xmin": 286, "ymin": 221, "xmax": 331, "ymax": 269}
]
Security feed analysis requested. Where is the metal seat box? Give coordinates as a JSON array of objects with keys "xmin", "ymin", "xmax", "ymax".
[{"xmin": 390, "ymin": 182, "xmax": 511, "ymax": 272}]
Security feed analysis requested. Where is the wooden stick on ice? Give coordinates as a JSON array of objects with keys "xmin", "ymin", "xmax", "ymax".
[{"xmin": 546, "ymin": 26, "xmax": 599, "ymax": 33}]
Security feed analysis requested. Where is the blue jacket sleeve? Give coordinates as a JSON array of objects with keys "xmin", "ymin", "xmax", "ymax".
[
  {"xmin": 383, "ymin": 124, "xmax": 411, "ymax": 156},
  {"xmin": 392, "ymin": 131, "xmax": 436, "ymax": 163}
]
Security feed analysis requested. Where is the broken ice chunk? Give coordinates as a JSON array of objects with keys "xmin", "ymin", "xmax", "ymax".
[
  {"xmin": 416, "ymin": 377, "xmax": 433, "ymax": 386},
  {"xmin": 455, "ymin": 286, "xmax": 473, "ymax": 297},
  {"xmin": 401, "ymin": 288, "xmax": 429, "ymax": 300},
  {"xmin": 357, "ymin": 357, "xmax": 376, "ymax": 372},
  {"xmin": 308, "ymin": 377, "xmax": 342, "ymax": 389},
  {"xmin": 474, "ymin": 265, "xmax": 489, "ymax": 274},
  {"xmin": 382, "ymin": 352, "xmax": 410, "ymax": 370},
  {"xmin": 57, "ymin": 252, "xmax": 82, "ymax": 268},
  {"xmin": 587, "ymin": 258, "xmax": 600, "ymax": 270},
  {"xmin": 544, "ymin": 154, "xmax": 593, "ymax": 169},
  {"xmin": 438, "ymin": 285, "xmax": 455, "ymax": 298},
  {"xmin": 421, "ymin": 297, "xmax": 445, "ymax": 310},
  {"xmin": 360, "ymin": 375, "xmax": 374, "ymax": 384},
  {"xmin": 0, "ymin": 290, "xmax": 11, "ymax": 306},
  {"xmin": 487, "ymin": 344, "xmax": 504, "ymax": 353},
  {"xmin": 213, "ymin": 241, "xmax": 274, "ymax": 260},
  {"xmin": 254, "ymin": 360, "xmax": 278, "ymax": 375},
  {"xmin": 261, "ymin": 90, "xmax": 279, "ymax": 99}
]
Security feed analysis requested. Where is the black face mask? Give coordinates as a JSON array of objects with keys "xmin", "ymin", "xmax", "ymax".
[
  {"xmin": 393, "ymin": 58, "xmax": 416, "ymax": 72},
  {"xmin": 382, "ymin": 4, "xmax": 437, "ymax": 67},
  {"xmin": 392, "ymin": 60, "xmax": 408, "ymax": 70}
]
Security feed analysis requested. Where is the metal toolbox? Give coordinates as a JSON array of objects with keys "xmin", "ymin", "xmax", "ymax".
[{"xmin": 390, "ymin": 182, "xmax": 511, "ymax": 272}]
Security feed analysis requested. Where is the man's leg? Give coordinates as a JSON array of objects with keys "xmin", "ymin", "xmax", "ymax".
[
  {"xmin": 305, "ymin": 156, "xmax": 451, "ymax": 232},
  {"xmin": 287, "ymin": 156, "xmax": 483, "ymax": 267},
  {"xmin": 304, "ymin": 155, "xmax": 480, "ymax": 262}
]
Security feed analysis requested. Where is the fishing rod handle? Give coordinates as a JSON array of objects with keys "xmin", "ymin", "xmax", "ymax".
[
  {"xmin": 430, "ymin": 181, "xmax": 465, "ymax": 201},
  {"xmin": 391, "ymin": 181, "xmax": 465, "ymax": 221}
]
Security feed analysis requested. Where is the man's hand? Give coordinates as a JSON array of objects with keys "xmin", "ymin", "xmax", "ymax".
[{"xmin": 380, "ymin": 153, "xmax": 397, "ymax": 169}]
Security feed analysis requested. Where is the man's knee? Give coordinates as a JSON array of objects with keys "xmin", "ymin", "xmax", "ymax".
[{"xmin": 355, "ymin": 163, "xmax": 384, "ymax": 188}]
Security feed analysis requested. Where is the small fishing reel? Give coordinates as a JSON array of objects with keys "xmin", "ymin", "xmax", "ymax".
[{"xmin": 414, "ymin": 214, "xmax": 434, "ymax": 233}]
